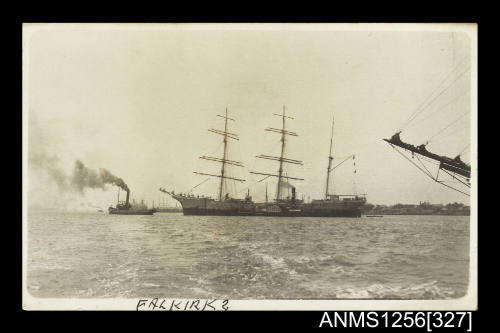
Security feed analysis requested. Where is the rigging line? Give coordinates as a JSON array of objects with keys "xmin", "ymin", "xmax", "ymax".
[
  {"xmin": 439, "ymin": 179, "xmax": 469, "ymax": 186},
  {"xmin": 235, "ymin": 175, "xmax": 272, "ymax": 195},
  {"xmin": 188, "ymin": 177, "xmax": 211, "ymax": 193},
  {"xmin": 405, "ymin": 88, "xmax": 470, "ymax": 130},
  {"xmin": 389, "ymin": 144, "xmax": 470, "ymax": 196},
  {"xmin": 400, "ymin": 66, "xmax": 470, "ymax": 131},
  {"xmin": 389, "ymin": 144, "xmax": 436, "ymax": 180},
  {"xmin": 398, "ymin": 55, "xmax": 470, "ymax": 130},
  {"xmin": 427, "ymin": 110, "xmax": 469, "ymax": 143},
  {"xmin": 427, "ymin": 123, "xmax": 469, "ymax": 145},
  {"xmin": 331, "ymin": 155, "xmax": 355, "ymax": 171},
  {"xmin": 402, "ymin": 66, "xmax": 470, "ymax": 130},
  {"xmin": 440, "ymin": 169, "xmax": 471, "ymax": 189},
  {"xmin": 436, "ymin": 180, "xmax": 470, "ymax": 196},
  {"xmin": 458, "ymin": 144, "xmax": 470, "ymax": 156},
  {"xmin": 416, "ymin": 154, "xmax": 434, "ymax": 178}
]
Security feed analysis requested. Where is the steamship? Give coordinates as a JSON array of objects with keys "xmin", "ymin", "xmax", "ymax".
[
  {"xmin": 161, "ymin": 106, "xmax": 366, "ymax": 217},
  {"xmin": 108, "ymin": 188, "xmax": 156, "ymax": 215},
  {"xmin": 249, "ymin": 106, "xmax": 366, "ymax": 217}
]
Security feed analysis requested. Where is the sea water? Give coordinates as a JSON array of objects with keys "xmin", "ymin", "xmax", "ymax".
[{"xmin": 27, "ymin": 211, "xmax": 470, "ymax": 299}]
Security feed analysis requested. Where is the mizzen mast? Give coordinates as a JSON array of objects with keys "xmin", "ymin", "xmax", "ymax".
[
  {"xmin": 325, "ymin": 115, "xmax": 334, "ymax": 199},
  {"xmin": 250, "ymin": 105, "xmax": 304, "ymax": 201},
  {"xmin": 193, "ymin": 108, "xmax": 245, "ymax": 201}
]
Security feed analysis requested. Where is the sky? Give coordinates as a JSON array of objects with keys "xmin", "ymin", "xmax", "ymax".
[{"xmin": 24, "ymin": 24, "xmax": 475, "ymax": 210}]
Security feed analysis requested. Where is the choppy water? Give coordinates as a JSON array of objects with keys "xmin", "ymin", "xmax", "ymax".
[{"xmin": 27, "ymin": 211, "xmax": 470, "ymax": 299}]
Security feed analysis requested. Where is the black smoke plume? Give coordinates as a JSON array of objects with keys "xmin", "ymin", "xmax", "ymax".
[
  {"xmin": 30, "ymin": 155, "xmax": 129, "ymax": 195},
  {"xmin": 71, "ymin": 160, "xmax": 129, "ymax": 194}
]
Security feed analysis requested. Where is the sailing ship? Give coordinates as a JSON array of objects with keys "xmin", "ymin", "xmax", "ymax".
[
  {"xmin": 162, "ymin": 106, "xmax": 366, "ymax": 217},
  {"xmin": 160, "ymin": 108, "xmax": 255, "ymax": 215}
]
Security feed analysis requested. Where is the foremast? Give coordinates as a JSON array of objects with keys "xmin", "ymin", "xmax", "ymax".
[
  {"xmin": 193, "ymin": 108, "xmax": 245, "ymax": 201},
  {"xmin": 250, "ymin": 105, "xmax": 304, "ymax": 201}
]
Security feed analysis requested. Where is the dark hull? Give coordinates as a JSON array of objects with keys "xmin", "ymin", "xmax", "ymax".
[
  {"xmin": 109, "ymin": 208, "xmax": 156, "ymax": 215},
  {"xmin": 182, "ymin": 207, "xmax": 361, "ymax": 217},
  {"xmin": 279, "ymin": 210, "xmax": 361, "ymax": 217},
  {"xmin": 182, "ymin": 208, "xmax": 255, "ymax": 216},
  {"xmin": 155, "ymin": 209, "xmax": 183, "ymax": 213}
]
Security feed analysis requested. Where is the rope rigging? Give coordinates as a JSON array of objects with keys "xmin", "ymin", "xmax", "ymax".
[
  {"xmin": 387, "ymin": 143, "xmax": 470, "ymax": 196},
  {"xmin": 425, "ymin": 110, "xmax": 470, "ymax": 144},
  {"xmin": 400, "ymin": 67, "xmax": 470, "ymax": 132},
  {"xmin": 398, "ymin": 55, "xmax": 470, "ymax": 132},
  {"xmin": 405, "ymin": 88, "xmax": 470, "ymax": 131},
  {"xmin": 236, "ymin": 174, "xmax": 271, "ymax": 195},
  {"xmin": 187, "ymin": 177, "xmax": 211, "ymax": 193},
  {"xmin": 458, "ymin": 144, "xmax": 470, "ymax": 156},
  {"xmin": 384, "ymin": 51, "xmax": 472, "ymax": 197},
  {"xmin": 425, "ymin": 122, "xmax": 469, "ymax": 146}
]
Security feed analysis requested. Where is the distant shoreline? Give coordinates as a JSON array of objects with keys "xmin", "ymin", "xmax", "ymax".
[{"xmin": 363, "ymin": 212, "xmax": 470, "ymax": 217}]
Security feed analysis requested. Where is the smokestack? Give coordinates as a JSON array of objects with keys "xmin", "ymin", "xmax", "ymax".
[
  {"xmin": 126, "ymin": 189, "xmax": 130, "ymax": 208},
  {"xmin": 291, "ymin": 187, "xmax": 296, "ymax": 204}
]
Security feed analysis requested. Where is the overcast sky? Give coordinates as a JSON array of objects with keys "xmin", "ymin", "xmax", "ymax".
[{"xmin": 24, "ymin": 24, "xmax": 475, "ymax": 210}]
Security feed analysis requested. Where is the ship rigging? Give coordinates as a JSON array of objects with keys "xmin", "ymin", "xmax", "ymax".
[
  {"xmin": 384, "ymin": 52, "xmax": 472, "ymax": 196},
  {"xmin": 250, "ymin": 105, "xmax": 304, "ymax": 202},
  {"xmin": 193, "ymin": 108, "xmax": 246, "ymax": 200},
  {"xmin": 161, "ymin": 106, "xmax": 366, "ymax": 217}
]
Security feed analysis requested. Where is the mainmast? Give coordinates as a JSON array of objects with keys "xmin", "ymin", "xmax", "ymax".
[
  {"xmin": 250, "ymin": 105, "xmax": 304, "ymax": 201},
  {"xmin": 325, "ymin": 115, "xmax": 334, "ymax": 199},
  {"xmin": 276, "ymin": 105, "xmax": 287, "ymax": 200},
  {"xmin": 193, "ymin": 108, "xmax": 245, "ymax": 201},
  {"xmin": 219, "ymin": 108, "xmax": 229, "ymax": 201}
]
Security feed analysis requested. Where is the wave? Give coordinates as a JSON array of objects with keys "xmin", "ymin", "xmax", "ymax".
[{"xmin": 332, "ymin": 280, "xmax": 456, "ymax": 299}]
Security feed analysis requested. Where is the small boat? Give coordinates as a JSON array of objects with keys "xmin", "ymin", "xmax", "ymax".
[{"xmin": 366, "ymin": 215, "xmax": 384, "ymax": 218}]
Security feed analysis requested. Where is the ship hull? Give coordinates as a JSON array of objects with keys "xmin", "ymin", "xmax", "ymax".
[
  {"xmin": 108, "ymin": 208, "xmax": 156, "ymax": 215},
  {"xmin": 182, "ymin": 207, "xmax": 361, "ymax": 217},
  {"xmin": 182, "ymin": 207, "xmax": 254, "ymax": 216},
  {"xmin": 170, "ymin": 194, "xmax": 256, "ymax": 216},
  {"xmin": 171, "ymin": 194, "xmax": 363, "ymax": 217},
  {"xmin": 155, "ymin": 209, "xmax": 183, "ymax": 213},
  {"xmin": 267, "ymin": 210, "xmax": 361, "ymax": 217}
]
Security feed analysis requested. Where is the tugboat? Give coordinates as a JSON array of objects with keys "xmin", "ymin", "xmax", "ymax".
[{"xmin": 108, "ymin": 188, "xmax": 156, "ymax": 215}]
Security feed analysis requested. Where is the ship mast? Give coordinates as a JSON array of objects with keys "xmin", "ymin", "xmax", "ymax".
[
  {"xmin": 193, "ymin": 108, "xmax": 245, "ymax": 201},
  {"xmin": 325, "ymin": 115, "xmax": 334, "ymax": 199},
  {"xmin": 265, "ymin": 183, "xmax": 268, "ymax": 204},
  {"xmin": 250, "ymin": 105, "xmax": 304, "ymax": 201},
  {"xmin": 219, "ymin": 108, "xmax": 229, "ymax": 201},
  {"xmin": 276, "ymin": 105, "xmax": 287, "ymax": 200}
]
